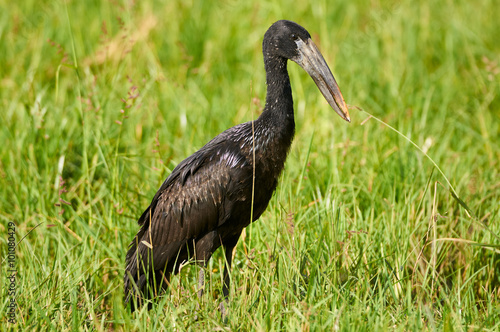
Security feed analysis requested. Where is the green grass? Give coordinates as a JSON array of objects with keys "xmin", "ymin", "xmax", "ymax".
[{"xmin": 1, "ymin": 0, "xmax": 499, "ymax": 330}]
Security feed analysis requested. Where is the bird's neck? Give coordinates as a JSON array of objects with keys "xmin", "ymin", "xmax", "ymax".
[
  {"xmin": 249, "ymin": 55, "xmax": 295, "ymax": 167},
  {"xmin": 259, "ymin": 56, "xmax": 295, "ymax": 134}
]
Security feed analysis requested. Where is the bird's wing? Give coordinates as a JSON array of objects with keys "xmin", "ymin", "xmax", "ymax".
[{"xmin": 125, "ymin": 135, "xmax": 251, "ymax": 290}]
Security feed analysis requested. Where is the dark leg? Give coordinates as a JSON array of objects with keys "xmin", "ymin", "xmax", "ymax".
[
  {"xmin": 195, "ymin": 265, "xmax": 206, "ymax": 317},
  {"xmin": 219, "ymin": 234, "xmax": 241, "ymax": 318},
  {"xmin": 197, "ymin": 268, "xmax": 205, "ymax": 299},
  {"xmin": 222, "ymin": 243, "xmax": 236, "ymax": 298},
  {"xmin": 194, "ymin": 233, "xmax": 217, "ymax": 300}
]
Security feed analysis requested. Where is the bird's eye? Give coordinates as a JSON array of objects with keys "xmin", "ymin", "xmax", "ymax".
[{"xmin": 291, "ymin": 34, "xmax": 299, "ymax": 41}]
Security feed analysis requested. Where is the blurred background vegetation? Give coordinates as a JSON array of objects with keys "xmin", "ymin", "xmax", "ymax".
[{"xmin": 0, "ymin": 0, "xmax": 499, "ymax": 330}]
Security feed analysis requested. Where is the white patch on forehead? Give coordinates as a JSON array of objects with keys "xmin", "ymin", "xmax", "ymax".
[
  {"xmin": 294, "ymin": 38, "xmax": 305, "ymax": 48},
  {"xmin": 293, "ymin": 38, "xmax": 306, "ymax": 63}
]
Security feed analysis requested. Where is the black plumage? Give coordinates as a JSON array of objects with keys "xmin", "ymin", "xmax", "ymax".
[{"xmin": 124, "ymin": 20, "xmax": 350, "ymax": 310}]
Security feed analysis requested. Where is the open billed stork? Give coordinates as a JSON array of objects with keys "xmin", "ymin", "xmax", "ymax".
[{"xmin": 124, "ymin": 19, "xmax": 350, "ymax": 311}]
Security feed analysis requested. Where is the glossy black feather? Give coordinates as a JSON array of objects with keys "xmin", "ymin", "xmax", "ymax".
[{"xmin": 124, "ymin": 20, "xmax": 346, "ymax": 310}]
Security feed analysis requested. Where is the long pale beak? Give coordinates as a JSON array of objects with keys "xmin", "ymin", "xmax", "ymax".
[{"xmin": 292, "ymin": 38, "xmax": 350, "ymax": 122}]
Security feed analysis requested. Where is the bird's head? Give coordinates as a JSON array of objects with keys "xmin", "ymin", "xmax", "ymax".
[{"xmin": 263, "ymin": 20, "xmax": 350, "ymax": 122}]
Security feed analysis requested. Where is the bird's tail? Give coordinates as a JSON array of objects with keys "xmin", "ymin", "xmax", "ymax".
[
  {"xmin": 124, "ymin": 206, "xmax": 153, "ymax": 311},
  {"xmin": 124, "ymin": 232, "xmax": 173, "ymax": 311},
  {"xmin": 124, "ymin": 257, "xmax": 172, "ymax": 312}
]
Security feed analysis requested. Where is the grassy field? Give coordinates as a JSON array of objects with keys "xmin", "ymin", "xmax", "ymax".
[{"xmin": 1, "ymin": 0, "xmax": 499, "ymax": 330}]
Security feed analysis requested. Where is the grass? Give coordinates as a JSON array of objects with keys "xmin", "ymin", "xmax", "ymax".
[{"xmin": 1, "ymin": 0, "xmax": 499, "ymax": 330}]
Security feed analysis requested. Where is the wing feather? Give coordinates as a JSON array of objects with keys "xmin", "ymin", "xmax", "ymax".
[{"xmin": 124, "ymin": 133, "xmax": 251, "ymax": 299}]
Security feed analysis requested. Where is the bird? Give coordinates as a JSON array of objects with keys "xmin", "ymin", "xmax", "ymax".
[{"xmin": 124, "ymin": 19, "xmax": 350, "ymax": 311}]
